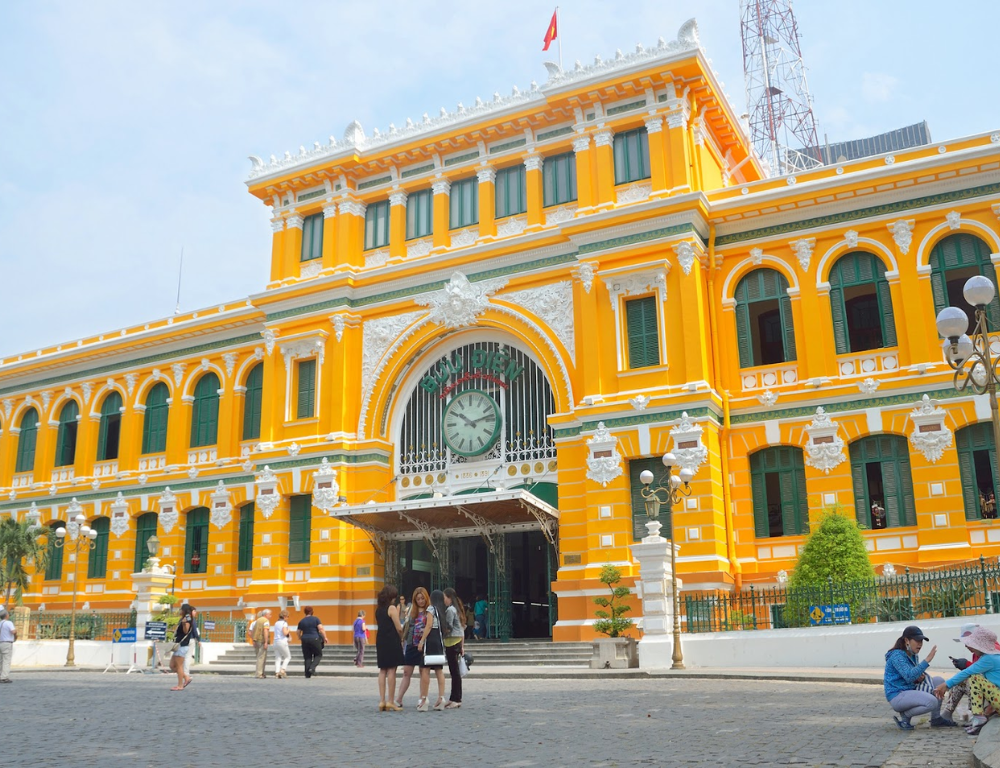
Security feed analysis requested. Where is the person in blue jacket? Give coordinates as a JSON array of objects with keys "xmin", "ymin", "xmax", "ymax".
[
  {"xmin": 935, "ymin": 625, "xmax": 1000, "ymax": 735},
  {"xmin": 883, "ymin": 625, "xmax": 955, "ymax": 730}
]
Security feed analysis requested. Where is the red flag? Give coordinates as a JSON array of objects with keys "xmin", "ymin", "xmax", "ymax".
[{"xmin": 542, "ymin": 9, "xmax": 558, "ymax": 51}]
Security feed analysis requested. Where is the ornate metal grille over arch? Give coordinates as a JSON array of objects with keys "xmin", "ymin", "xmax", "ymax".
[{"xmin": 398, "ymin": 341, "xmax": 556, "ymax": 476}]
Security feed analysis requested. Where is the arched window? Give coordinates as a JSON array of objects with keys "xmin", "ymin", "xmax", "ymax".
[
  {"xmin": 849, "ymin": 435, "xmax": 915, "ymax": 529},
  {"xmin": 190, "ymin": 373, "xmax": 220, "ymax": 448},
  {"xmin": 15, "ymin": 407, "xmax": 38, "ymax": 473},
  {"xmin": 141, "ymin": 382, "xmax": 170, "ymax": 455},
  {"xmin": 750, "ymin": 446, "xmax": 808, "ymax": 537},
  {"xmin": 134, "ymin": 512, "xmax": 158, "ymax": 573},
  {"xmin": 96, "ymin": 391, "xmax": 123, "ymax": 461},
  {"xmin": 185, "ymin": 508, "xmax": 209, "ymax": 574},
  {"xmin": 829, "ymin": 252, "xmax": 896, "ymax": 354},
  {"xmin": 87, "ymin": 517, "xmax": 110, "ymax": 579},
  {"xmin": 930, "ymin": 233, "xmax": 1000, "ymax": 331},
  {"xmin": 45, "ymin": 522, "xmax": 65, "ymax": 581},
  {"xmin": 734, "ymin": 268, "xmax": 796, "ymax": 368},
  {"xmin": 237, "ymin": 502, "xmax": 255, "ymax": 572},
  {"xmin": 242, "ymin": 363, "xmax": 263, "ymax": 441},
  {"xmin": 956, "ymin": 423, "xmax": 999, "ymax": 520},
  {"xmin": 55, "ymin": 400, "xmax": 80, "ymax": 467}
]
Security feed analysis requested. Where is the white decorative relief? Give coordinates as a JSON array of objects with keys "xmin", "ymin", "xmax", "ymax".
[
  {"xmin": 171, "ymin": 364, "xmax": 186, "ymax": 387},
  {"xmin": 279, "ymin": 337, "xmax": 325, "ymax": 368},
  {"xmin": 388, "ymin": 189, "xmax": 408, "ymax": 207},
  {"xmin": 331, "ymin": 315, "xmax": 346, "ymax": 342},
  {"xmin": 311, "ymin": 458, "xmax": 341, "ymax": 514},
  {"xmin": 406, "ymin": 238, "xmax": 433, "ymax": 259},
  {"xmin": 616, "ymin": 183, "xmax": 652, "ymax": 205},
  {"xmin": 888, "ymin": 219, "xmax": 915, "ymax": 254},
  {"xmin": 158, "ymin": 487, "xmax": 178, "ymax": 534},
  {"xmin": 804, "ymin": 407, "xmax": 846, "ymax": 474},
  {"xmin": 476, "ymin": 166, "xmax": 496, "ymax": 184},
  {"xmin": 188, "ymin": 467, "xmax": 199, "ymax": 479},
  {"xmin": 603, "ymin": 269, "xmax": 667, "ymax": 310},
  {"xmin": 496, "ymin": 216, "xmax": 527, "ymax": 238},
  {"xmin": 859, "ymin": 378, "xmax": 880, "ymax": 394},
  {"xmin": 124, "ymin": 374, "xmax": 138, "ymax": 396},
  {"xmin": 503, "ymin": 281, "xmax": 575, "ymax": 358},
  {"xmin": 545, "ymin": 205, "xmax": 577, "ymax": 226},
  {"xmin": 431, "ymin": 178, "xmax": 451, "ymax": 196},
  {"xmin": 210, "ymin": 481, "xmax": 232, "ymax": 530},
  {"xmin": 338, "ymin": 198, "xmax": 366, "ymax": 218},
  {"xmin": 81, "ymin": 382, "xmax": 94, "ymax": 404},
  {"xmin": 789, "ymin": 238, "xmax": 816, "ymax": 271},
  {"xmin": 844, "ymin": 230, "xmax": 859, "ymax": 248},
  {"xmin": 670, "ymin": 412, "xmax": 708, "ymax": 476},
  {"xmin": 572, "ymin": 261, "xmax": 596, "ymax": 294},
  {"xmin": 109, "ymin": 493, "xmax": 130, "ymax": 537},
  {"xmin": 365, "ymin": 249, "xmax": 390, "ymax": 268},
  {"xmin": 450, "ymin": 228, "xmax": 479, "ymax": 248},
  {"xmin": 41, "ymin": 391, "xmax": 53, "ymax": 411},
  {"xmin": 757, "ymin": 390, "xmax": 779, "ymax": 408},
  {"xmin": 299, "ymin": 260, "xmax": 323, "ymax": 279},
  {"xmin": 222, "ymin": 353, "xmax": 238, "ymax": 378},
  {"xmin": 946, "ymin": 211, "xmax": 962, "ymax": 230},
  {"xmin": 629, "ymin": 394, "xmax": 649, "ymax": 411},
  {"xmin": 750, "ymin": 247, "xmax": 763, "ymax": 265},
  {"xmin": 585, "ymin": 422, "xmax": 623, "ymax": 487},
  {"xmin": 572, "ymin": 135, "xmax": 591, "ymax": 153},
  {"xmin": 415, "ymin": 271, "xmax": 507, "ymax": 330},
  {"xmin": 188, "ymin": 449, "xmax": 218, "ymax": 465},
  {"xmin": 263, "ymin": 329, "xmax": 277, "ymax": 356},
  {"xmin": 593, "ymin": 129, "xmax": 615, "ymax": 148},
  {"xmin": 2, "ymin": 400, "xmax": 11, "ymax": 418},
  {"xmin": 524, "ymin": 154, "xmax": 543, "ymax": 172},
  {"xmin": 270, "ymin": 218, "xmax": 285, "ymax": 233},
  {"xmin": 287, "ymin": 442, "xmax": 301, "ymax": 456},
  {"xmin": 908, "ymin": 395, "xmax": 952, "ymax": 463},
  {"xmin": 644, "ymin": 116, "xmax": 664, "ymax": 134},
  {"xmin": 361, "ymin": 311, "xmax": 426, "ymax": 396},
  {"xmin": 672, "ymin": 241, "xmax": 696, "ymax": 275},
  {"xmin": 255, "ymin": 466, "xmax": 281, "ymax": 519}
]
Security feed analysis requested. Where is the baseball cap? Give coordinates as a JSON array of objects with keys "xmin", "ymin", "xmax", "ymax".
[{"xmin": 902, "ymin": 625, "xmax": 929, "ymax": 642}]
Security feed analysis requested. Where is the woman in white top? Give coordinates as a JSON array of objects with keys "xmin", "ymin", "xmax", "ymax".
[{"xmin": 273, "ymin": 609, "xmax": 292, "ymax": 679}]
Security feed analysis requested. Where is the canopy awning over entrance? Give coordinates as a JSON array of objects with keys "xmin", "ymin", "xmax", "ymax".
[{"xmin": 330, "ymin": 488, "xmax": 558, "ymax": 553}]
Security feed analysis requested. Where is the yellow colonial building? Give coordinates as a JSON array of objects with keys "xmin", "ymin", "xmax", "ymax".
[{"xmin": 3, "ymin": 20, "xmax": 1000, "ymax": 642}]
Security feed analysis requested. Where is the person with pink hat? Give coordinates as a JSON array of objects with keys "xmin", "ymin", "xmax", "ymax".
[
  {"xmin": 939, "ymin": 623, "xmax": 1000, "ymax": 723},
  {"xmin": 883, "ymin": 625, "xmax": 955, "ymax": 730},
  {"xmin": 935, "ymin": 625, "xmax": 1000, "ymax": 735}
]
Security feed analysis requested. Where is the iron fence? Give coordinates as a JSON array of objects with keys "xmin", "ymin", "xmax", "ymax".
[
  {"xmin": 28, "ymin": 610, "xmax": 135, "ymax": 641},
  {"xmin": 683, "ymin": 556, "xmax": 1000, "ymax": 633}
]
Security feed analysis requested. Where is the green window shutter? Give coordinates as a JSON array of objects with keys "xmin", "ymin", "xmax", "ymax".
[
  {"xmin": 929, "ymin": 266, "xmax": 948, "ymax": 317},
  {"xmin": 735, "ymin": 299, "xmax": 753, "ymax": 368},
  {"xmin": 296, "ymin": 359, "xmax": 316, "ymax": 419},
  {"xmin": 882, "ymin": 458, "xmax": 902, "ymax": 529},
  {"xmin": 185, "ymin": 508, "xmax": 209, "ymax": 574},
  {"xmin": 778, "ymin": 291, "xmax": 797, "ymax": 361},
  {"xmin": 300, "ymin": 213, "xmax": 324, "ymax": 262},
  {"xmin": 238, "ymin": 503, "xmax": 255, "ymax": 572},
  {"xmin": 134, "ymin": 513, "xmax": 158, "ymax": 573},
  {"xmin": 749, "ymin": 452, "xmax": 770, "ymax": 537},
  {"xmin": 613, "ymin": 134, "xmax": 627, "ymax": 184},
  {"xmin": 543, "ymin": 152, "xmax": 577, "ymax": 207},
  {"xmin": 957, "ymin": 428, "xmax": 981, "ymax": 520},
  {"xmin": 828, "ymin": 282, "xmax": 848, "ymax": 354},
  {"xmin": 190, "ymin": 373, "xmax": 220, "ymax": 448},
  {"xmin": 875, "ymin": 274, "xmax": 897, "ymax": 347},
  {"xmin": 406, "ymin": 189, "xmax": 433, "ymax": 240},
  {"xmin": 449, "ymin": 177, "xmax": 479, "ymax": 229},
  {"xmin": 625, "ymin": 296, "xmax": 660, "ymax": 369},
  {"xmin": 289, "ymin": 495, "xmax": 312, "ymax": 563},
  {"xmin": 613, "ymin": 129, "xmax": 652, "ymax": 185},
  {"xmin": 55, "ymin": 400, "xmax": 79, "ymax": 468},
  {"xmin": 897, "ymin": 445, "xmax": 916, "ymax": 527},
  {"xmin": 242, "ymin": 363, "xmax": 264, "ymax": 441},
  {"xmin": 87, "ymin": 517, "xmax": 110, "ymax": 579},
  {"xmin": 141, "ymin": 382, "xmax": 169, "ymax": 455},
  {"xmin": 629, "ymin": 457, "xmax": 667, "ymax": 540},
  {"xmin": 495, "ymin": 165, "xmax": 526, "ymax": 218},
  {"xmin": 46, "ymin": 523, "xmax": 65, "ymax": 580},
  {"xmin": 15, "ymin": 408, "xmax": 38, "ymax": 473},
  {"xmin": 849, "ymin": 443, "xmax": 868, "ymax": 526},
  {"xmin": 96, "ymin": 391, "xmax": 123, "ymax": 461},
  {"xmin": 364, "ymin": 201, "xmax": 390, "ymax": 250}
]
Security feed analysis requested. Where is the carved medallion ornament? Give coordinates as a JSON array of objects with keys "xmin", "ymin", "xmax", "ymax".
[
  {"xmin": 311, "ymin": 458, "xmax": 341, "ymax": 514},
  {"xmin": 946, "ymin": 211, "xmax": 962, "ymax": 231},
  {"xmin": 450, "ymin": 228, "xmax": 479, "ymax": 248},
  {"xmin": 572, "ymin": 262, "xmax": 596, "ymax": 294},
  {"xmin": 503, "ymin": 281, "xmax": 575, "ymax": 359},
  {"xmin": 888, "ymin": 219, "xmax": 915, "ymax": 255},
  {"xmin": 804, "ymin": 407, "xmax": 846, "ymax": 474},
  {"xmin": 158, "ymin": 487, "xmax": 178, "ymax": 534},
  {"xmin": 670, "ymin": 412, "xmax": 708, "ymax": 476},
  {"xmin": 757, "ymin": 390, "xmax": 779, "ymax": 408},
  {"xmin": 908, "ymin": 395, "xmax": 952, "ymax": 463},
  {"xmin": 750, "ymin": 247, "xmax": 763, "ymax": 266},
  {"xmin": 416, "ymin": 271, "xmax": 507, "ymax": 331},
  {"xmin": 789, "ymin": 238, "xmax": 816, "ymax": 272},
  {"xmin": 255, "ymin": 466, "xmax": 281, "ymax": 520},
  {"xmin": 603, "ymin": 269, "xmax": 667, "ymax": 311},
  {"xmin": 585, "ymin": 422, "xmax": 623, "ymax": 487},
  {"xmin": 210, "ymin": 481, "xmax": 232, "ymax": 529},
  {"xmin": 109, "ymin": 492, "xmax": 130, "ymax": 537},
  {"xmin": 844, "ymin": 230, "xmax": 859, "ymax": 249},
  {"xmin": 672, "ymin": 241, "xmax": 697, "ymax": 275}
]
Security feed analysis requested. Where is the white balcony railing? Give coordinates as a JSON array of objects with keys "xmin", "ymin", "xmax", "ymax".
[
  {"xmin": 740, "ymin": 363, "xmax": 798, "ymax": 392},
  {"xmin": 837, "ymin": 350, "xmax": 899, "ymax": 378},
  {"xmin": 92, "ymin": 460, "xmax": 118, "ymax": 478},
  {"xmin": 138, "ymin": 454, "xmax": 166, "ymax": 472},
  {"xmin": 51, "ymin": 468, "xmax": 74, "ymax": 484}
]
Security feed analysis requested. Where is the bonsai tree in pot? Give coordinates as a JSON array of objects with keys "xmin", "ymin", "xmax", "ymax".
[{"xmin": 591, "ymin": 565, "xmax": 639, "ymax": 668}]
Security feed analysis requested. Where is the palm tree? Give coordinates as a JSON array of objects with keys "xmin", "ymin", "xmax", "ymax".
[{"xmin": 0, "ymin": 517, "xmax": 48, "ymax": 607}]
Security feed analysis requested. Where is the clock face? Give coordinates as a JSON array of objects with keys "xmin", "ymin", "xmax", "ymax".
[{"xmin": 442, "ymin": 389, "xmax": 501, "ymax": 457}]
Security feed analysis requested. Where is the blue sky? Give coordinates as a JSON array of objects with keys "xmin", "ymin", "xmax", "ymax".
[{"xmin": 0, "ymin": 1, "xmax": 997, "ymax": 358}]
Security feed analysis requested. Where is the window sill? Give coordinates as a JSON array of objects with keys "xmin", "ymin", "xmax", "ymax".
[
  {"xmin": 284, "ymin": 418, "xmax": 319, "ymax": 427},
  {"xmin": 618, "ymin": 364, "xmax": 668, "ymax": 377}
]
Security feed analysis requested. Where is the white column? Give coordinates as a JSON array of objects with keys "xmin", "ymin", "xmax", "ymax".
[{"xmin": 630, "ymin": 523, "xmax": 680, "ymax": 669}]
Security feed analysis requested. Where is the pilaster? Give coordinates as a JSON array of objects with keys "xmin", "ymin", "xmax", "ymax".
[
  {"xmin": 337, "ymin": 196, "xmax": 366, "ymax": 269},
  {"xmin": 320, "ymin": 202, "xmax": 338, "ymax": 271},
  {"xmin": 593, "ymin": 129, "xmax": 615, "ymax": 209},
  {"xmin": 269, "ymin": 217, "xmax": 285, "ymax": 284},
  {"xmin": 431, "ymin": 177, "xmax": 451, "ymax": 249},
  {"xmin": 477, "ymin": 166, "xmax": 496, "ymax": 238},
  {"xmin": 572, "ymin": 135, "xmax": 595, "ymax": 210},
  {"xmin": 283, "ymin": 212, "xmax": 304, "ymax": 281},
  {"xmin": 664, "ymin": 100, "xmax": 692, "ymax": 193},
  {"xmin": 573, "ymin": 262, "xmax": 602, "ymax": 396},
  {"xmin": 676, "ymin": 249, "xmax": 709, "ymax": 385},
  {"xmin": 388, "ymin": 189, "xmax": 408, "ymax": 259},
  {"xmin": 525, "ymin": 154, "xmax": 544, "ymax": 228},
  {"xmin": 644, "ymin": 115, "xmax": 668, "ymax": 194}
]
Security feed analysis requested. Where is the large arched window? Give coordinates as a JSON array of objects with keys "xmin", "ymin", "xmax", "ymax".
[
  {"xmin": 190, "ymin": 373, "xmax": 220, "ymax": 448},
  {"xmin": 96, "ymin": 391, "xmax": 123, "ymax": 461},
  {"xmin": 15, "ymin": 407, "xmax": 39, "ymax": 473},
  {"xmin": 45, "ymin": 522, "xmax": 65, "ymax": 580},
  {"xmin": 134, "ymin": 512, "xmax": 158, "ymax": 573},
  {"xmin": 930, "ymin": 233, "xmax": 1000, "ymax": 332},
  {"xmin": 87, "ymin": 517, "xmax": 110, "ymax": 579},
  {"xmin": 141, "ymin": 382, "xmax": 170, "ymax": 455},
  {"xmin": 734, "ymin": 268, "xmax": 796, "ymax": 368},
  {"xmin": 849, "ymin": 435, "xmax": 915, "ymax": 529},
  {"xmin": 55, "ymin": 400, "xmax": 80, "ymax": 467},
  {"xmin": 829, "ymin": 252, "xmax": 896, "ymax": 354},
  {"xmin": 956, "ymin": 423, "xmax": 998, "ymax": 520},
  {"xmin": 237, "ymin": 502, "xmax": 255, "ymax": 572},
  {"xmin": 750, "ymin": 446, "xmax": 808, "ymax": 537},
  {"xmin": 242, "ymin": 363, "xmax": 263, "ymax": 441},
  {"xmin": 185, "ymin": 508, "xmax": 209, "ymax": 574}
]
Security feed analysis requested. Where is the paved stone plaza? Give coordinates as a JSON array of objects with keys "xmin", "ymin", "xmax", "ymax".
[{"xmin": 0, "ymin": 672, "xmax": 977, "ymax": 766}]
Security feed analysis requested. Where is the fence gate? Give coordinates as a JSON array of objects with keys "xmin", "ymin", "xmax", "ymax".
[{"xmin": 488, "ymin": 533, "xmax": 512, "ymax": 641}]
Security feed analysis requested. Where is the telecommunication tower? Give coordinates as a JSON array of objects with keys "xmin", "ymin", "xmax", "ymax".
[{"xmin": 740, "ymin": 0, "xmax": 822, "ymax": 174}]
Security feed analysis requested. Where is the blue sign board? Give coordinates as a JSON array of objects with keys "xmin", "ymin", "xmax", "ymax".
[
  {"xmin": 144, "ymin": 621, "xmax": 167, "ymax": 641},
  {"xmin": 809, "ymin": 603, "xmax": 851, "ymax": 626},
  {"xmin": 112, "ymin": 627, "xmax": 136, "ymax": 643}
]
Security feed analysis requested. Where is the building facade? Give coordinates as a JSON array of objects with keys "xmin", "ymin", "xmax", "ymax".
[{"xmin": 3, "ymin": 20, "xmax": 1000, "ymax": 642}]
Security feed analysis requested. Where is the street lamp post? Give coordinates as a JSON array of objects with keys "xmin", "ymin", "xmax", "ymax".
[
  {"xmin": 639, "ymin": 452, "xmax": 693, "ymax": 669},
  {"xmin": 54, "ymin": 499, "xmax": 98, "ymax": 667},
  {"xmin": 937, "ymin": 275, "xmax": 1000, "ymax": 515}
]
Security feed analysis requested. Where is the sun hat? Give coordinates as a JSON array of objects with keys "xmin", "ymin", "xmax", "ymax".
[
  {"xmin": 902, "ymin": 625, "xmax": 929, "ymax": 642},
  {"xmin": 964, "ymin": 626, "xmax": 1000, "ymax": 656},
  {"xmin": 954, "ymin": 623, "xmax": 980, "ymax": 643}
]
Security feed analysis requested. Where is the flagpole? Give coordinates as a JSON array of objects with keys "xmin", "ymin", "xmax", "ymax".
[{"xmin": 556, "ymin": 6, "xmax": 562, "ymax": 70}]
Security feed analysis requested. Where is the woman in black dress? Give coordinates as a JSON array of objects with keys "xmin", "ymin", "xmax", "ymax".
[{"xmin": 375, "ymin": 584, "xmax": 404, "ymax": 711}]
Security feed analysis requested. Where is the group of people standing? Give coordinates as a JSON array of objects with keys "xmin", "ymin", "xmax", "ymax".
[
  {"xmin": 375, "ymin": 585, "xmax": 467, "ymax": 711},
  {"xmin": 247, "ymin": 605, "xmax": 330, "ymax": 679}
]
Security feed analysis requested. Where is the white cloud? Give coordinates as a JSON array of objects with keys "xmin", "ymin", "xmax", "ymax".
[{"xmin": 861, "ymin": 72, "xmax": 898, "ymax": 104}]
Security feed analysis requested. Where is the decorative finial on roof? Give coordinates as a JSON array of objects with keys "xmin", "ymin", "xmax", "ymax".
[{"xmin": 343, "ymin": 120, "xmax": 365, "ymax": 146}]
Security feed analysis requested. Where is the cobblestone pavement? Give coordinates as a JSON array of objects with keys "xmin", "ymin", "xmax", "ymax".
[{"xmin": 0, "ymin": 673, "xmax": 975, "ymax": 767}]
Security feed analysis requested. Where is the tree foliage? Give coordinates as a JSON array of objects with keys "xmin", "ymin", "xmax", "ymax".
[
  {"xmin": 593, "ymin": 564, "xmax": 634, "ymax": 638},
  {"xmin": 0, "ymin": 517, "xmax": 48, "ymax": 606}
]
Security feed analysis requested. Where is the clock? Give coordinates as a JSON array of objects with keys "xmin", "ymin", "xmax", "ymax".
[{"xmin": 442, "ymin": 389, "xmax": 502, "ymax": 457}]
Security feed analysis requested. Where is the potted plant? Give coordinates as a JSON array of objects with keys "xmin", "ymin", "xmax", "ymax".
[{"xmin": 590, "ymin": 564, "xmax": 639, "ymax": 669}]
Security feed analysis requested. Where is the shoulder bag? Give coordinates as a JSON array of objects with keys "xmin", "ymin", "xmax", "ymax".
[{"xmin": 422, "ymin": 625, "xmax": 446, "ymax": 666}]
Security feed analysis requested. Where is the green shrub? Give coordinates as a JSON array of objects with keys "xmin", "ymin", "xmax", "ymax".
[{"xmin": 593, "ymin": 564, "xmax": 634, "ymax": 638}]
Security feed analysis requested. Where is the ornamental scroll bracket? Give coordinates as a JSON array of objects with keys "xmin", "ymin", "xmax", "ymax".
[
  {"xmin": 255, "ymin": 466, "xmax": 281, "ymax": 520},
  {"xmin": 340, "ymin": 515, "xmax": 385, "ymax": 558},
  {"xmin": 395, "ymin": 510, "xmax": 439, "ymax": 558},
  {"xmin": 908, "ymin": 395, "xmax": 952, "ymax": 463},
  {"xmin": 158, "ymin": 487, "xmax": 178, "ymax": 534},
  {"xmin": 586, "ymin": 422, "xmax": 623, "ymax": 487},
  {"xmin": 456, "ymin": 504, "xmax": 500, "ymax": 555},
  {"xmin": 520, "ymin": 498, "xmax": 558, "ymax": 561},
  {"xmin": 669, "ymin": 411, "xmax": 708, "ymax": 476},
  {"xmin": 311, "ymin": 458, "xmax": 341, "ymax": 514},
  {"xmin": 804, "ymin": 407, "xmax": 846, "ymax": 474},
  {"xmin": 210, "ymin": 481, "xmax": 232, "ymax": 530}
]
